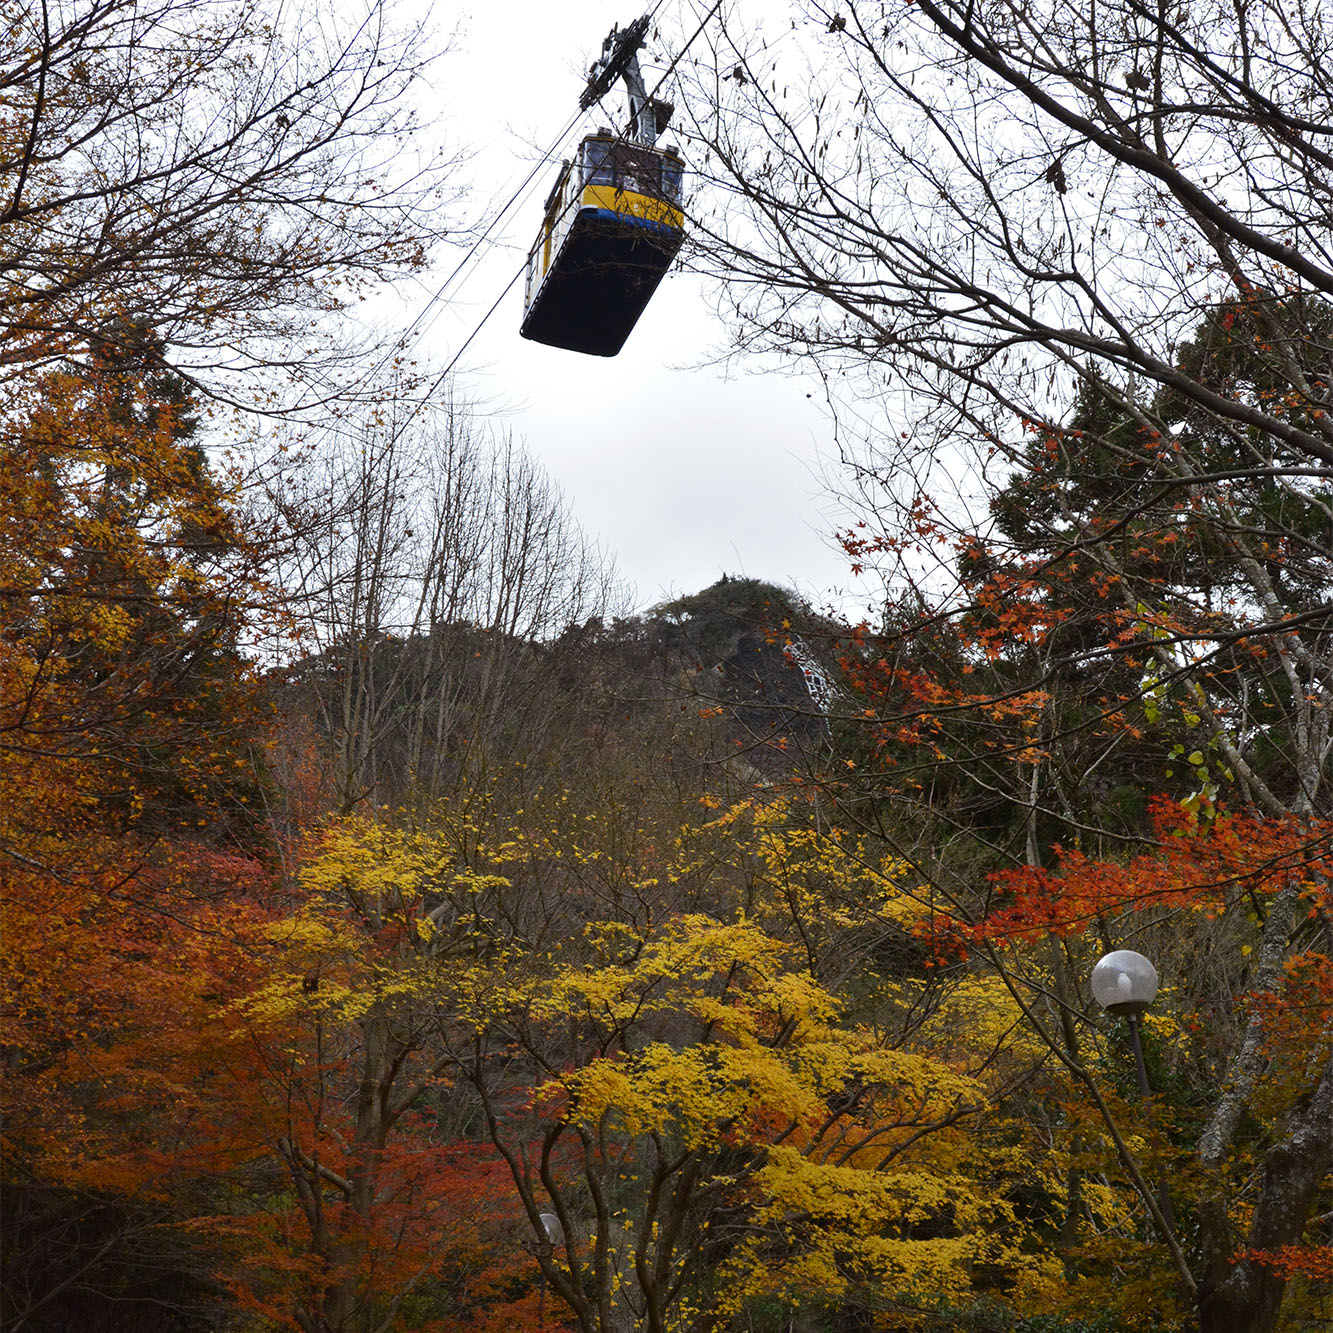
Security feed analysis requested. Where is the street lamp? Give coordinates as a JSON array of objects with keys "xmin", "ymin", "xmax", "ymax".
[
  {"xmin": 1092, "ymin": 949, "xmax": 1158, "ymax": 1096},
  {"xmin": 1091, "ymin": 949, "xmax": 1175, "ymax": 1232},
  {"xmin": 1090, "ymin": 948, "xmax": 1158, "ymax": 1013},
  {"xmin": 536, "ymin": 1212, "xmax": 564, "ymax": 1327}
]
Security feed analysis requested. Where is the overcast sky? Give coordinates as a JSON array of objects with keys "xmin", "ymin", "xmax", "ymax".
[{"xmin": 396, "ymin": 0, "xmax": 876, "ymax": 616}]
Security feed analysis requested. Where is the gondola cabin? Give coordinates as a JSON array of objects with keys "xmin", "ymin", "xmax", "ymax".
[{"xmin": 521, "ymin": 133, "xmax": 684, "ymax": 357}]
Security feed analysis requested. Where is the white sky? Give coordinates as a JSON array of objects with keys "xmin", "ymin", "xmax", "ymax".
[{"xmin": 398, "ymin": 0, "xmax": 876, "ymax": 616}]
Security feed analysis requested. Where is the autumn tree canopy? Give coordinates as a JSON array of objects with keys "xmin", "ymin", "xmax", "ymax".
[
  {"xmin": 0, "ymin": 0, "xmax": 461, "ymax": 1325},
  {"xmin": 4, "ymin": 0, "xmax": 1332, "ymax": 1331},
  {"xmin": 668, "ymin": 2, "xmax": 1333, "ymax": 1329}
]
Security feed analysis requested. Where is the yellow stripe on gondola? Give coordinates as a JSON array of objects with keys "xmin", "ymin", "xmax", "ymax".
[{"xmin": 579, "ymin": 184, "xmax": 683, "ymax": 231}]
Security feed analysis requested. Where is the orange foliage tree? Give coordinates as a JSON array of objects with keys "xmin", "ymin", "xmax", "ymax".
[
  {"xmin": 0, "ymin": 328, "xmax": 280, "ymax": 1327},
  {"xmin": 2, "ymin": 2, "xmax": 465, "ymax": 1325},
  {"xmin": 831, "ymin": 493, "xmax": 1333, "ymax": 1332}
]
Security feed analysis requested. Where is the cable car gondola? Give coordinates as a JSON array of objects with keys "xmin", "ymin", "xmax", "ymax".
[
  {"xmin": 521, "ymin": 133, "xmax": 684, "ymax": 356},
  {"xmin": 520, "ymin": 17, "xmax": 684, "ymax": 358}
]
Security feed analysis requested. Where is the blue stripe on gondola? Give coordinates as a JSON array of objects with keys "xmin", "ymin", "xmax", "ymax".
[{"xmin": 578, "ymin": 207, "xmax": 681, "ymax": 237}]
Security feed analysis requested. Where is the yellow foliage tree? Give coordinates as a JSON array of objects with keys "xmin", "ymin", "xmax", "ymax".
[{"xmin": 244, "ymin": 787, "xmax": 1070, "ymax": 1332}]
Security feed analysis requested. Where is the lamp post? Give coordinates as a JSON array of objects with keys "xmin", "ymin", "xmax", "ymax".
[
  {"xmin": 536, "ymin": 1212, "xmax": 563, "ymax": 1328},
  {"xmin": 1091, "ymin": 949, "xmax": 1177, "ymax": 1235}
]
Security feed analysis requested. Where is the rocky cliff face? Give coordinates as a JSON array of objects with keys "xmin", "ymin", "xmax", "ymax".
[{"xmin": 648, "ymin": 577, "xmax": 840, "ymax": 779}]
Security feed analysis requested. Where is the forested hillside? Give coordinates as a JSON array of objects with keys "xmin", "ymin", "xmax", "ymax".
[{"xmin": 3, "ymin": 2, "xmax": 1330, "ymax": 1332}]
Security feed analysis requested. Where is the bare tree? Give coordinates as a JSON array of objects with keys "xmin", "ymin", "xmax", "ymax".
[
  {"xmin": 670, "ymin": 2, "xmax": 1333, "ymax": 1328},
  {"xmin": 272, "ymin": 395, "xmax": 623, "ymax": 811},
  {"xmin": 0, "ymin": 0, "xmax": 455, "ymax": 406}
]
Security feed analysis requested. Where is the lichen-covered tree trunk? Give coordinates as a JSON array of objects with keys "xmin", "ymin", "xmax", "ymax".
[{"xmin": 1197, "ymin": 1049, "xmax": 1333, "ymax": 1333}]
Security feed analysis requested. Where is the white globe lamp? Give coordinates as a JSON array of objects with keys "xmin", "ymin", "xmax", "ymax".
[{"xmin": 1091, "ymin": 949, "xmax": 1158, "ymax": 1016}]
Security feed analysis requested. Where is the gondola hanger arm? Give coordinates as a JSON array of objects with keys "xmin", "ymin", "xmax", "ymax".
[{"xmin": 580, "ymin": 14, "xmax": 672, "ymax": 145}]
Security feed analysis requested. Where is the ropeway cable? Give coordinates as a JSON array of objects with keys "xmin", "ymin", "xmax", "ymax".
[
  {"xmin": 417, "ymin": 0, "xmax": 726, "ymax": 399},
  {"xmin": 399, "ymin": 0, "xmax": 681, "ymax": 367},
  {"xmin": 354, "ymin": 104, "xmax": 586, "ymax": 396}
]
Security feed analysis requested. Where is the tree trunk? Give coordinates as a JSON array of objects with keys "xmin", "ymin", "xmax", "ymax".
[{"xmin": 1197, "ymin": 1049, "xmax": 1333, "ymax": 1333}]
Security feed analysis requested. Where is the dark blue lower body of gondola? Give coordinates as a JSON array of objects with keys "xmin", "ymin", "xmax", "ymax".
[{"xmin": 521, "ymin": 210, "xmax": 684, "ymax": 357}]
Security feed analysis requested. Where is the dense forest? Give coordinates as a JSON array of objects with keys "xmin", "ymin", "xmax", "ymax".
[{"xmin": 2, "ymin": 2, "xmax": 1330, "ymax": 1333}]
